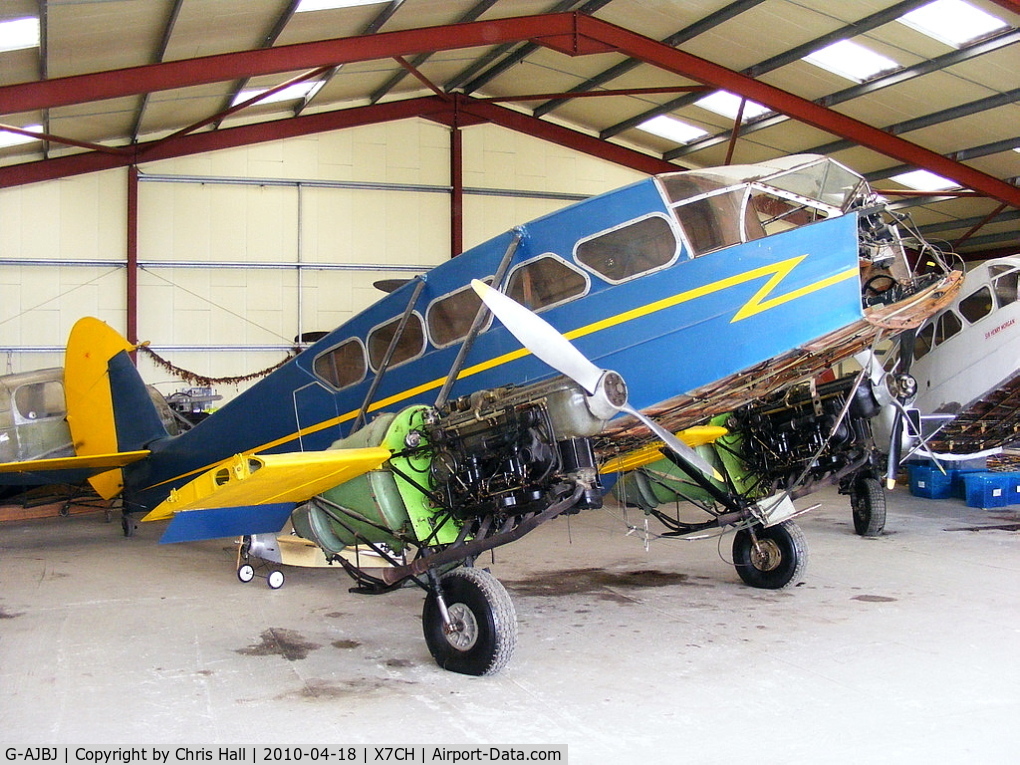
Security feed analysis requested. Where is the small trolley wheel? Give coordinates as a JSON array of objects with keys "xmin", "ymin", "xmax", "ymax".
[
  {"xmin": 732, "ymin": 520, "xmax": 807, "ymax": 590},
  {"xmin": 267, "ymin": 570, "xmax": 285, "ymax": 589},
  {"xmin": 237, "ymin": 564, "xmax": 255, "ymax": 583},
  {"xmin": 851, "ymin": 476, "xmax": 887, "ymax": 537},
  {"xmin": 422, "ymin": 567, "xmax": 517, "ymax": 676}
]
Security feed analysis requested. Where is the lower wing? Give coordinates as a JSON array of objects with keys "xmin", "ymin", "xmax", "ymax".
[{"xmin": 141, "ymin": 446, "xmax": 392, "ymax": 544}]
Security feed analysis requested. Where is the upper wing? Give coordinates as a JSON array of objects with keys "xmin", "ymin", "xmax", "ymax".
[{"xmin": 142, "ymin": 446, "xmax": 392, "ymax": 544}]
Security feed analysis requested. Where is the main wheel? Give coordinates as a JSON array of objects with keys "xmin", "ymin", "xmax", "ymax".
[
  {"xmin": 851, "ymin": 476, "xmax": 886, "ymax": 537},
  {"xmin": 732, "ymin": 520, "xmax": 807, "ymax": 590},
  {"xmin": 422, "ymin": 567, "xmax": 517, "ymax": 676}
]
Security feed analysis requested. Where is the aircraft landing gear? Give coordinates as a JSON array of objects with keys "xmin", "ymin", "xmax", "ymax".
[
  {"xmin": 236, "ymin": 536, "xmax": 285, "ymax": 589},
  {"xmin": 850, "ymin": 475, "xmax": 886, "ymax": 537},
  {"xmin": 732, "ymin": 520, "xmax": 807, "ymax": 590},
  {"xmin": 422, "ymin": 567, "xmax": 518, "ymax": 676}
]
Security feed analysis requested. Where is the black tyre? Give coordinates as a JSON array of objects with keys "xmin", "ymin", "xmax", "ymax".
[
  {"xmin": 851, "ymin": 476, "xmax": 886, "ymax": 537},
  {"xmin": 422, "ymin": 567, "xmax": 517, "ymax": 676},
  {"xmin": 732, "ymin": 520, "xmax": 807, "ymax": 590}
]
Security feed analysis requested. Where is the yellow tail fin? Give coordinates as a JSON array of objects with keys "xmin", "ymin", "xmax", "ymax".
[{"xmin": 64, "ymin": 318, "xmax": 141, "ymax": 498}]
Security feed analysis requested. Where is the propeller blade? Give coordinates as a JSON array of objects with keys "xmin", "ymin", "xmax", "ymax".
[
  {"xmin": 471, "ymin": 279, "xmax": 603, "ymax": 394},
  {"xmin": 472, "ymin": 279, "xmax": 721, "ymax": 481},
  {"xmin": 621, "ymin": 404, "xmax": 723, "ymax": 483}
]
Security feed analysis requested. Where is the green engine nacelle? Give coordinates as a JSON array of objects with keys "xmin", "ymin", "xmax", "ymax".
[{"xmin": 291, "ymin": 405, "xmax": 461, "ymax": 555}]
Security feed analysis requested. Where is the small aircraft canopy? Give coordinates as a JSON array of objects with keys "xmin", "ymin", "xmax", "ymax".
[{"xmin": 658, "ymin": 155, "xmax": 870, "ymax": 257}]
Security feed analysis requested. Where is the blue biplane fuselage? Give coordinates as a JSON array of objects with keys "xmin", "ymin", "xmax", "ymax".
[{"xmin": 128, "ymin": 163, "xmax": 864, "ymax": 514}]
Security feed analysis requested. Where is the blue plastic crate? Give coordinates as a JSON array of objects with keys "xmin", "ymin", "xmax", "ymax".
[
  {"xmin": 963, "ymin": 472, "xmax": 1012, "ymax": 508},
  {"xmin": 950, "ymin": 468, "xmax": 985, "ymax": 499},
  {"xmin": 1000, "ymin": 472, "xmax": 1020, "ymax": 503},
  {"xmin": 909, "ymin": 464, "xmax": 953, "ymax": 499}
]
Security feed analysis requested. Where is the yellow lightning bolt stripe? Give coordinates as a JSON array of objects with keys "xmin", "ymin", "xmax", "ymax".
[
  {"xmin": 730, "ymin": 256, "xmax": 859, "ymax": 322},
  {"xmin": 150, "ymin": 254, "xmax": 852, "ymax": 488}
]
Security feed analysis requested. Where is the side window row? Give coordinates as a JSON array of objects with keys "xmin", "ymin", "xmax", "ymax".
[
  {"xmin": 311, "ymin": 215, "xmax": 682, "ymax": 389},
  {"xmin": 913, "ymin": 271, "xmax": 1019, "ymax": 362}
]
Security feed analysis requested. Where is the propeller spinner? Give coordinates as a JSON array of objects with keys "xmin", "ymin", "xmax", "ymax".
[{"xmin": 470, "ymin": 280, "xmax": 721, "ymax": 481}]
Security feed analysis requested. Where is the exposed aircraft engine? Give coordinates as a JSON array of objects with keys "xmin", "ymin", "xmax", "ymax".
[
  {"xmin": 428, "ymin": 377, "xmax": 605, "ymax": 518},
  {"xmin": 291, "ymin": 376, "xmax": 607, "ymax": 582},
  {"xmin": 730, "ymin": 373, "xmax": 882, "ymax": 499}
]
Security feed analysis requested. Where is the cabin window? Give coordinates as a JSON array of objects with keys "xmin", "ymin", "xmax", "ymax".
[
  {"xmin": 506, "ymin": 255, "xmax": 588, "ymax": 312},
  {"xmin": 993, "ymin": 271, "xmax": 1019, "ymax": 308},
  {"xmin": 913, "ymin": 321, "xmax": 935, "ymax": 362},
  {"xmin": 574, "ymin": 215, "xmax": 678, "ymax": 282},
  {"xmin": 959, "ymin": 286, "xmax": 993, "ymax": 324},
  {"xmin": 427, "ymin": 281, "xmax": 491, "ymax": 347},
  {"xmin": 673, "ymin": 189, "xmax": 751, "ymax": 256},
  {"xmin": 934, "ymin": 310, "xmax": 963, "ymax": 346},
  {"xmin": 13, "ymin": 381, "xmax": 66, "ymax": 421},
  {"xmin": 749, "ymin": 189, "xmax": 828, "ymax": 236},
  {"xmin": 313, "ymin": 339, "xmax": 367, "ymax": 390},
  {"xmin": 367, "ymin": 313, "xmax": 426, "ymax": 371}
]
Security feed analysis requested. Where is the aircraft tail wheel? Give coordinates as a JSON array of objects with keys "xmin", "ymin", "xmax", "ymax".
[
  {"xmin": 237, "ymin": 564, "xmax": 255, "ymax": 583},
  {"xmin": 732, "ymin": 520, "xmax": 807, "ymax": 590},
  {"xmin": 267, "ymin": 570, "xmax": 285, "ymax": 589},
  {"xmin": 851, "ymin": 476, "xmax": 886, "ymax": 537},
  {"xmin": 422, "ymin": 567, "xmax": 518, "ymax": 676}
]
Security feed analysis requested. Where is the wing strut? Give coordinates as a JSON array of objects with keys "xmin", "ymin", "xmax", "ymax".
[
  {"xmin": 351, "ymin": 276, "xmax": 427, "ymax": 433},
  {"xmin": 435, "ymin": 228, "xmax": 523, "ymax": 409}
]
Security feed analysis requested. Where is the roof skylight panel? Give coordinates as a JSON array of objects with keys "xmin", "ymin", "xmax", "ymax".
[
  {"xmin": 898, "ymin": 0, "xmax": 1010, "ymax": 47},
  {"xmin": 0, "ymin": 125, "xmax": 43, "ymax": 149},
  {"xmin": 231, "ymin": 82, "xmax": 318, "ymax": 108},
  {"xmin": 0, "ymin": 17, "xmax": 39, "ymax": 53},
  {"xmin": 803, "ymin": 39, "xmax": 900, "ymax": 82},
  {"xmin": 695, "ymin": 91, "xmax": 772, "ymax": 122},
  {"xmin": 296, "ymin": 0, "xmax": 388, "ymax": 11},
  {"xmin": 889, "ymin": 169, "xmax": 959, "ymax": 191},
  {"xmin": 637, "ymin": 115, "xmax": 709, "ymax": 144}
]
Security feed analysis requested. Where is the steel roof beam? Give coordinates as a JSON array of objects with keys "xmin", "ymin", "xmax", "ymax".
[
  {"xmin": 456, "ymin": 0, "xmax": 615, "ymax": 96},
  {"xmin": 600, "ymin": 0, "xmax": 932, "ymax": 141},
  {"xmin": 574, "ymin": 15, "xmax": 1020, "ymax": 207},
  {"xmin": 533, "ymin": 0, "xmax": 766, "ymax": 118},
  {"xmin": 665, "ymin": 27, "xmax": 1020, "ymax": 160},
  {"xmin": 809, "ymin": 87, "xmax": 1020, "ymax": 156},
  {"xmin": 0, "ymin": 14, "xmax": 581, "ymax": 115},
  {"xmin": 0, "ymin": 94, "xmax": 678, "ymax": 188},
  {"xmin": 2, "ymin": 12, "xmax": 1016, "ymax": 207},
  {"xmin": 295, "ymin": 0, "xmax": 406, "ymax": 116},
  {"xmin": 368, "ymin": 0, "xmax": 499, "ymax": 105},
  {"xmin": 864, "ymin": 136, "xmax": 1020, "ymax": 183}
]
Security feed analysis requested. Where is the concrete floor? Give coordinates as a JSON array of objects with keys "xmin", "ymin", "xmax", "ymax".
[{"xmin": 2, "ymin": 486, "xmax": 1018, "ymax": 762}]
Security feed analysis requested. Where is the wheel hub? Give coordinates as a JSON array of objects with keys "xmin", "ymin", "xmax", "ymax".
[
  {"xmin": 750, "ymin": 538, "xmax": 783, "ymax": 572},
  {"xmin": 444, "ymin": 602, "xmax": 479, "ymax": 651}
]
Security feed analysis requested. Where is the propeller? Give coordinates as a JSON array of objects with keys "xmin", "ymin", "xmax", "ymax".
[
  {"xmin": 856, "ymin": 340, "xmax": 919, "ymax": 489},
  {"xmin": 471, "ymin": 280, "xmax": 722, "ymax": 481}
]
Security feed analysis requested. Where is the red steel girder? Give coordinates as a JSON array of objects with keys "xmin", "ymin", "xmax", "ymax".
[
  {"xmin": 0, "ymin": 14, "xmax": 585, "ymax": 114},
  {"xmin": 1, "ymin": 12, "xmax": 1016, "ymax": 208},
  {"xmin": 451, "ymin": 96, "xmax": 678, "ymax": 176},
  {"xmin": 0, "ymin": 96, "xmax": 676, "ymax": 187}
]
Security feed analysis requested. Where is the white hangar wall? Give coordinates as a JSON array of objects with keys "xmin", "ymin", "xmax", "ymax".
[{"xmin": 0, "ymin": 119, "xmax": 645, "ymax": 403}]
